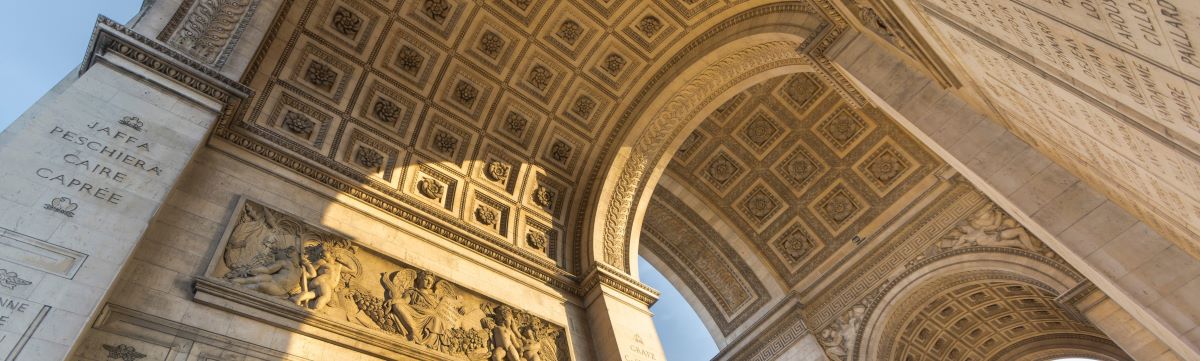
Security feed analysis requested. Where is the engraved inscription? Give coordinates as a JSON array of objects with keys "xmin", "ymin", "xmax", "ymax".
[{"xmin": 34, "ymin": 120, "xmax": 164, "ymax": 208}]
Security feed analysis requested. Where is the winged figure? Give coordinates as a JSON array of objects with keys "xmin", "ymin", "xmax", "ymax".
[{"xmin": 380, "ymin": 268, "xmax": 464, "ymax": 351}]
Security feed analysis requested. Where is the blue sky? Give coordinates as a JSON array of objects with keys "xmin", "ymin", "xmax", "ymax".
[
  {"xmin": 0, "ymin": 3, "xmax": 717, "ymax": 360},
  {"xmin": 639, "ymin": 257, "xmax": 720, "ymax": 360},
  {"xmin": 0, "ymin": 1, "xmax": 143, "ymax": 130}
]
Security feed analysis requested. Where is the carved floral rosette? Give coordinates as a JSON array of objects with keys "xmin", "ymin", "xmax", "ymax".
[{"xmin": 197, "ymin": 198, "xmax": 568, "ymax": 361}]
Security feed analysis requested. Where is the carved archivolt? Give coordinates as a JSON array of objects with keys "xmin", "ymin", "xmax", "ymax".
[
  {"xmin": 600, "ymin": 40, "xmax": 806, "ymax": 270},
  {"xmin": 199, "ymin": 198, "xmax": 567, "ymax": 361},
  {"xmin": 639, "ymin": 188, "xmax": 769, "ymax": 334},
  {"xmin": 805, "ymin": 197, "xmax": 1096, "ymax": 360}
]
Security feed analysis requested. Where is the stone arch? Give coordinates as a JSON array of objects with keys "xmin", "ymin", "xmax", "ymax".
[
  {"xmin": 587, "ymin": 3, "xmax": 827, "ymax": 274},
  {"xmin": 855, "ymin": 250, "xmax": 1125, "ymax": 361},
  {"xmin": 995, "ymin": 334, "xmax": 1131, "ymax": 361}
]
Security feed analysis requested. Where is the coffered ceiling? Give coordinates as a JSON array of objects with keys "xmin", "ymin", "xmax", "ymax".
[
  {"xmin": 216, "ymin": 0, "xmax": 828, "ymax": 279},
  {"xmin": 664, "ymin": 73, "xmax": 942, "ymax": 284},
  {"xmin": 884, "ymin": 280, "xmax": 1116, "ymax": 361}
]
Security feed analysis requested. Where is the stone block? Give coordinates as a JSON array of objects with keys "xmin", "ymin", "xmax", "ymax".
[
  {"xmin": 1087, "ymin": 223, "xmax": 1173, "ymax": 279},
  {"xmin": 1007, "ymin": 163, "xmax": 1075, "ymax": 212},
  {"xmin": 1030, "ymin": 181, "xmax": 1106, "ymax": 235},
  {"xmin": 1058, "ymin": 202, "xmax": 1139, "ymax": 257}
]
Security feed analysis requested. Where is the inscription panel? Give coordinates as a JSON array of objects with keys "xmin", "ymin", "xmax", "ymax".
[
  {"xmin": 917, "ymin": 1, "xmax": 1200, "ymax": 255},
  {"xmin": 0, "ymin": 294, "xmax": 49, "ymax": 359},
  {"xmin": 921, "ymin": 0, "xmax": 1200, "ymax": 148}
]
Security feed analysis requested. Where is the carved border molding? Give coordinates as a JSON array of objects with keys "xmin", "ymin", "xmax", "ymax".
[
  {"xmin": 83, "ymin": 16, "xmax": 252, "ymax": 103},
  {"xmin": 990, "ymin": 333, "xmax": 1130, "ymax": 361},
  {"xmin": 640, "ymin": 188, "xmax": 770, "ymax": 334},
  {"xmin": 210, "ymin": 128, "xmax": 581, "ymax": 293},
  {"xmin": 712, "ymin": 301, "xmax": 811, "ymax": 361},
  {"xmin": 89, "ymin": 304, "xmax": 312, "ymax": 361},
  {"xmin": 1057, "ymin": 280, "xmax": 1099, "ymax": 308},
  {"xmin": 804, "ymin": 180, "xmax": 984, "ymax": 327},
  {"xmin": 580, "ymin": 263, "xmax": 661, "ymax": 306}
]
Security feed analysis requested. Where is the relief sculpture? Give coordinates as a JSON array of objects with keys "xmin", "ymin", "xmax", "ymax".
[
  {"xmin": 913, "ymin": 205, "xmax": 1056, "ymax": 262},
  {"xmin": 203, "ymin": 199, "xmax": 567, "ymax": 361},
  {"xmin": 816, "ymin": 304, "xmax": 866, "ymax": 361}
]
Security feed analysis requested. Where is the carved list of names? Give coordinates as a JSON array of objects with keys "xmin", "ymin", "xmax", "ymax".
[{"xmin": 912, "ymin": 0, "xmax": 1200, "ymax": 257}]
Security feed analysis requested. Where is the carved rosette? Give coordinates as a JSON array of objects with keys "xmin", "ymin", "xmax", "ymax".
[
  {"xmin": 417, "ymin": 177, "xmax": 445, "ymax": 200},
  {"xmin": 484, "ymin": 161, "xmax": 511, "ymax": 182},
  {"xmin": 200, "ymin": 199, "xmax": 567, "ymax": 360}
]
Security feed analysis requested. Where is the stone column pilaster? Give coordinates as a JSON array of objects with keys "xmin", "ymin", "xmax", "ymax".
[
  {"xmin": 581, "ymin": 265, "xmax": 667, "ymax": 361},
  {"xmin": 0, "ymin": 17, "xmax": 246, "ymax": 360},
  {"xmin": 1058, "ymin": 282, "xmax": 1184, "ymax": 361}
]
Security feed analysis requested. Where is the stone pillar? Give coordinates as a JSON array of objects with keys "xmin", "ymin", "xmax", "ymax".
[
  {"xmin": 0, "ymin": 18, "xmax": 244, "ymax": 360},
  {"xmin": 581, "ymin": 265, "xmax": 667, "ymax": 361},
  {"xmin": 1059, "ymin": 282, "xmax": 1183, "ymax": 361},
  {"xmin": 826, "ymin": 30, "xmax": 1200, "ymax": 359}
]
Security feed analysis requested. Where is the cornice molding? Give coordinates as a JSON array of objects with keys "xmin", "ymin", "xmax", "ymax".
[
  {"xmin": 83, "ymin": 15, "xmax": 252, "ymax": 103},
  {"xmin": 581, "ymin": 264, "xmax": 661, "ymax": 306}
]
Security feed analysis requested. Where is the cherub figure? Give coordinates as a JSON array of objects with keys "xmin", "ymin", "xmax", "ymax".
[
  {"xmin": 817, "ymin": 304, "xmax": 866, "ymax": 361},
  {"xmin": 291, "ymin": 244, "xmax": 357, "ymax": 311},
  {"xmin": 945, "ymin": 206, "xmax": 1045, "ymax": 254},
  {"xmin": 489, "ymin": 305, "xmax": 522, "ymax": 361}
]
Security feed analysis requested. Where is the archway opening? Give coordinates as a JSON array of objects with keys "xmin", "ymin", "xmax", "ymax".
[{"xmin": 637, "ymin": 256, "xmax": 719, "ymax": 361}]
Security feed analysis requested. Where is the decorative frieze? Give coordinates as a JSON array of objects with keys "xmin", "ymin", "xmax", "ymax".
[{"xmin": 197, "ymin": 198, "xmax": 568, "ymax": 361}]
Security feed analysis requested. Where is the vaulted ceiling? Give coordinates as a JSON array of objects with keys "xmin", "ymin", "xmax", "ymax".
[
  {"xmin": 201, "ymin": 0, "xmax": 1141, "ymax": 358},
  {"xmin": 664, "ymin": 73, "xmax": 941, "ymax": 285},
  {"xmin": 220, "ymin": 0, "xmax": 827, "ymax": 279},
  {"xmin": 886, "ymin": 281, "xmax": 1109, "ymax": 361}
]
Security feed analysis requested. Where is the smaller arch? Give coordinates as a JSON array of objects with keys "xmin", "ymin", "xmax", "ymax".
[
  {"xmin": 995, "ymin": 334, "xmax": 1131, "ymax": 361},
  {"xmin": 858, "ymin": 250, "xmax": 1089, "ymax": 361}
]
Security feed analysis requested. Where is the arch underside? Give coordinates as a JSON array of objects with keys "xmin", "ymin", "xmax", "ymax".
[
  {"xmin": 199, "ymin": 0, "xmax": 1166, "ymax": 358},
  {"xmin": 217, "ymin": 0, "xmax": 835, "ymax": 286},
  {"xmin": 880, "ymin": 279, "xmax": 1122, "ymax": 361}
]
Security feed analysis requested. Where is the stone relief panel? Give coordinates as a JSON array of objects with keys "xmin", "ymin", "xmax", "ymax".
[
  {"xmin": 195, "ymin": 198, "xmax": 568, "ymax": 361},
  {"xmin": 816, "ymin": 304, "xmax": 866, "ymax": 361},
  {"xmin": 910, "ymin": 205, "xmax": 1061, "ymax": 263},
  {"xmin": 159, "ymin": 0, "xmax": 260, "ymax": 67},
  {"xmin": 639, "ymin": 188, "xmax": 769, "ymax": 335},
  {"xmin": 666, "ymin": 73, "xmax": 941, "ymax": 284}
]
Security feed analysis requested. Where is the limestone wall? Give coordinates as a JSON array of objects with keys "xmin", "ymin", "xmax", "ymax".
[{"xmin": 70, "ymin": 146, "xmax": 592, "ymax": 361}]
